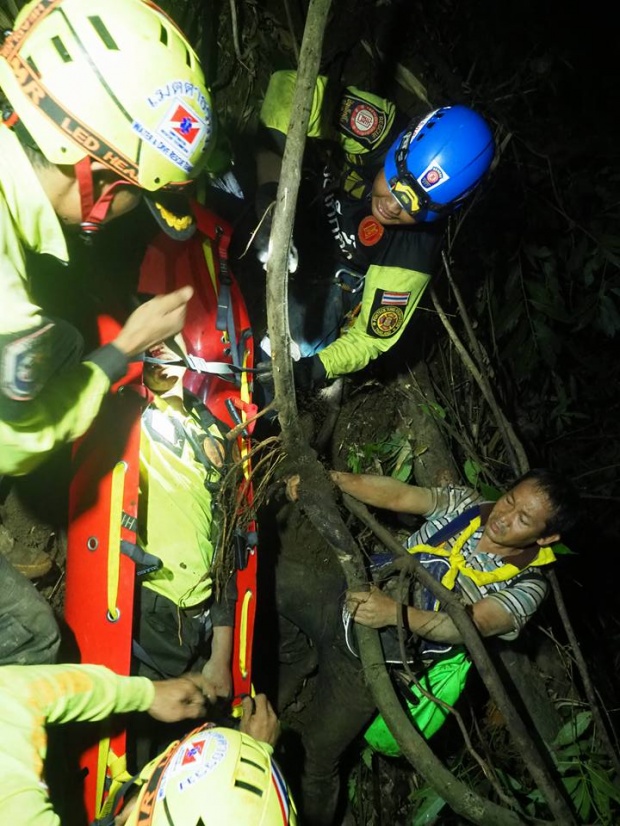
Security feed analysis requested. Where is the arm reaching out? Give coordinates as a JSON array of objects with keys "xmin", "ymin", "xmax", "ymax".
[
  {"xmin": 330, "ymin": 471, "xmax": 434, "ymax": 515},
  {"xmin": 346, "ymin": 586, "xmax": 516, "ymax": 642},
  {"xmin": 201, "ymin": 625, "xmax": 233, "ymax": 703},
  {"xmin": 0, "ymin": 286, "xmax": 194, "ymax": 476}
]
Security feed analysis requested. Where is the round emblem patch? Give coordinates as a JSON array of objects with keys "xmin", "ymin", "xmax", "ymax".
[
  {"xmin": 420, "ymin": 165, "xmax": 445, "ymax": 190},
  {"xmin": 358, "ymin": 215, "xmax": 384, "ymax": 246},
  {"xmin": 350, "ymin": 104, "xmax": 379, "ymax": 136},
  {"xmin": 370, "ymin": 306, "xmax": 404, "ymax": 338}
]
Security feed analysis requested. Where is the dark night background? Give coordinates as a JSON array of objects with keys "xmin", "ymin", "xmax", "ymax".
[{"xmin": 1, "ymin": 0, "xmax": 618, "ymax": 821}]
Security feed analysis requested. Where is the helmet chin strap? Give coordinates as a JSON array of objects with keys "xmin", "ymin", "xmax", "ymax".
[
  {"xmin": 74, "ymin": 156, "xmax": 131, "ymax": 239},
  {"xmin": 1, "ymin": 119, "xmax": 130, "ymax": 237}
]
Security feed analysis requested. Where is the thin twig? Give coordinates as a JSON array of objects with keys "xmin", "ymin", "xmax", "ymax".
[
  {"xmin": 237, "ymin": 201, "xmax": 275, "ymax": 262},
  {"xmin": 228, "ymin": 0, "xmax": 252, "ymax": 73},
  {"xmin": 430, "ymin": 286, "xmax": 528, "ymax": 476},
  {"xmin": 441, "ymin": 251, "xmax": 493, "ymax": 379},
  {"xmin": 282, "ymin": 0, "xmax": 300, "ymax": 63},
  {"xmin": 406, "ymin": 369, "xmax": 504, "ymax": 489},
  {"xmin": 393, "ymin": 669, "xmax": 520, "ymax": 809},
  {"xmin": 225, "ymin": 399, "xmax": 279, "ymax": 440}
]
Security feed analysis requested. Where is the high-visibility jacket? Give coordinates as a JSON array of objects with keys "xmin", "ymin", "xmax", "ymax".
[
  {"xmin": 0, "ymin": 126, "xmax": 128, "ymax": 476},
  {"xmin": 0, "ymin": 663, "xmax": 154, "ymax": 825},
  {"xmin": 259, "ymin": 70, "xmax": 445, "ymax": 379},
  {"xmin": 138, "ymin": 393, "xmax": 228, "ymax": 609}
]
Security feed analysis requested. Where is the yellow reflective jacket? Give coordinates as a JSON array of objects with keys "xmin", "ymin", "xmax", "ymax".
[
  {"xmin": 259, "ymin": 71, "xmax": 442, "ymax": 379},
  {"xmin": 0, "ymin": 663, "xmax": 154, "ymax": 826},
  {"xmin": 139, "ymin": 394, "xmax": 226, "ymax": 608},
  {"xmin": 0, "ymin": 126, "xmax": 128, "ymax": 476}
]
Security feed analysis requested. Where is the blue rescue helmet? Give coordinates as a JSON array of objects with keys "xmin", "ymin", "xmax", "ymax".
[{"xmin": 383, "ymin": 105, "xmax": 495, "ymax": 222}]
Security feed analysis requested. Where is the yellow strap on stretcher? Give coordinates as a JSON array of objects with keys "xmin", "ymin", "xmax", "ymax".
[
  {"xmin": 94, "ymin": 460, "xmax": 130, "ymax": 815},
  {"xmin": 95, "ymin": 741, "xmax": 133, "ymax": 819},
  {"xmin": 106, "ymin": 460, "xmax": 126, "ymax": 621},
  {"xmin": 229, "ymin": 347, "xmax": 256, "ymax": 717}
]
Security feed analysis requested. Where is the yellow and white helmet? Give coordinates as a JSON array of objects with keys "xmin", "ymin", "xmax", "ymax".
[
  {"xmin": 0, "ymin": 0, "xmax": 214, "ymax": 191},
  {"xmin": 127, "ymin": 724, "xmax": 298, "ymax": 825}
]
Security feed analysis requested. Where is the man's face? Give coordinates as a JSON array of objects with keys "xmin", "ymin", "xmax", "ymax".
[
  {"xmin": 143, "ymin": 339, "xmax": 186, "ymax": 394},
  {"xmin": 483, "ymin": 479, "xmax": 559, "ymax": 552},
  {"xmin": 371, "ymin": 169, "xmax": 418, "ymax": 226}
]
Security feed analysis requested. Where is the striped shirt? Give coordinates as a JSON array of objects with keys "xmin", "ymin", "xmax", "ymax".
[{"xmin": 407, "ymin": 486, "xmax": 549, "ymax": 640}]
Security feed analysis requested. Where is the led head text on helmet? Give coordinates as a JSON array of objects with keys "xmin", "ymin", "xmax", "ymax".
[
  {"xmin": 383, "ymin": 105, "xmax": 495, "ymax": 223},
  {"xmin": 0, "ymin": 0, "xmax": 214, "ymax": 191}
]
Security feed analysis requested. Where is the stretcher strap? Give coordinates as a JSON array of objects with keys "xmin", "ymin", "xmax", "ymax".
[
  {"xmin": 231, "ymin": 348, "xmax": 257, "ymax": 704},
  {"xmin": 94, "ymin": 743, "xmax": 132, "ymax": 822},
  {"xmin": 95, "ymin": 736, "xmax": 111, "ymax": 817},
  {"xmin": 237, "ymin": 588, "xmax": 254, "ymax": 680},
  {"xmin": 106, "ymin": 461, "xmax": 126, "ymax": 621}
]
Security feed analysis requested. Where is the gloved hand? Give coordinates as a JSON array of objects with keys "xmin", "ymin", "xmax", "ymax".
[
  {"xmin": 253, "ymin": 181, "xmax": 299, "ymax": 273},
  {"xmin": 292, "ymin": 355, "xmax": 327, "ymax": 392}
]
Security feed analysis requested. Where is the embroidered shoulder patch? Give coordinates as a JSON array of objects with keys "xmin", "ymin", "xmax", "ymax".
[
  {"xmin": 338, "ymin": 93, "xmax": 387, "ymax": 149},
  {"xmin": 0, "ymin": 324, "xmax": 54, "ymax": 401},
  {"xmin": 367, "ymin": 289, "xmax": 411, "ymax": 338}
]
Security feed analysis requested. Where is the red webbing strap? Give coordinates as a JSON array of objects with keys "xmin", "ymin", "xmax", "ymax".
[
  {"xmin": 86, "ymin": 180, "xmax": 129, "ymax": 225},
  {"xmin": 75, "ymin": 159, "xmax": 130, "ymax": 234},
  {"xmin": 74, "ymin": 156, "xmax": 95, "ymax": 221}
]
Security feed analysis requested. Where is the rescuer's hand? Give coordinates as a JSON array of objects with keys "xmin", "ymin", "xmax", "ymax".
[{"xmin": 114, "ymin": 286, "xmax": 194, "ymax": 358}]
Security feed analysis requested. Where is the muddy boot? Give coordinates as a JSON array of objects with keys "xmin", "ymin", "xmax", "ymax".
[
  {"xmin": 0, "ymin": 554, "xmax": 61, "ymax": 664},
  {"xmin": 0, "ymin": 525, "xmax": 52, "ymax": 579}
]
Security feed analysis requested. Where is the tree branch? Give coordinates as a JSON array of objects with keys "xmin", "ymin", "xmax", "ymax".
[{"xmin": 264, "ymin": 0, "xmax": 331, "ymax": 443}]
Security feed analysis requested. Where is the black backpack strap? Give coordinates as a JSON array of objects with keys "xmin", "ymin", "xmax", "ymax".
[
  {"xmin": 131, "ymin": 639, "xmax": 173, "ymax": 679},
  {"xmin": 422, "ymin": 504, "xmax": 483, "ymax": 547}
]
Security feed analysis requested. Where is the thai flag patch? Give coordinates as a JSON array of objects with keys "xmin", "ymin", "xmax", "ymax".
[{"xmin": 381, "ymin": 291, "xmax": 410, "ymax": 306}]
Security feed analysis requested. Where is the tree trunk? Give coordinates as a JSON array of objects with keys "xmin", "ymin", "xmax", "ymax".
[{"xmin": 397, "ymin": 360, "xmax": 460, "ymax": 487}]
